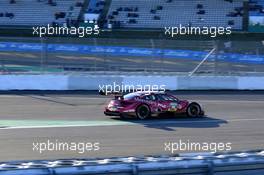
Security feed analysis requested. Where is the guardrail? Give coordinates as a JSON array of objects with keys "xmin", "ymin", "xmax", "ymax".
[{"xmin": 0, "ymin": 150, "xmax": 263, "ymax": 175}]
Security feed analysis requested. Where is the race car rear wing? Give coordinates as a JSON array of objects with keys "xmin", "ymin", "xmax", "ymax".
[{"xmin": 99, "ymin": 90, "xmax": 124, "ymax": 100}]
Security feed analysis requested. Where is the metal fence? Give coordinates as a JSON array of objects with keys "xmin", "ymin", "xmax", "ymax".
[
  {"xmin": 0, "ymin": 150, "xmax": 263, "ymax": 175},
  {"xmin": 0, "ymin": 37, "xmax": 263, "ymax": 75}
]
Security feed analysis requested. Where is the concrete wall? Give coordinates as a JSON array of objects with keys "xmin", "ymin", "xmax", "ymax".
[
  {"xmin": 0, "ymin": 75, "xmax": 263, "ymax": 90},
  {"xmin": 0, "ymin": 75, "xmax": 68, "ymax": 90}
]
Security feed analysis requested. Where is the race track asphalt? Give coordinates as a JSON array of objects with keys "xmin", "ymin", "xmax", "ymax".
[{"xmin": 0, "ymin": 91, "xmax": 263, "ymax": 161}]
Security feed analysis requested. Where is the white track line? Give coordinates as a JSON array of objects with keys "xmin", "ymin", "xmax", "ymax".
[{"xmin": 0, "ymin": 118, "xmax": 264, "ymax": 130}]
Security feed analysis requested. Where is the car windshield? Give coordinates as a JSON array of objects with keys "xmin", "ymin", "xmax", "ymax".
[
  {"xmin": 158, "ymin": 94, "xmax": 178, "ymax": 101},
  {"xmin": 142, "ymin": 95, "xmax": 157, "ymax": 101},
  {"xmin": 124, "ymin": 93, "xmax": 138, "ymax": 100}
]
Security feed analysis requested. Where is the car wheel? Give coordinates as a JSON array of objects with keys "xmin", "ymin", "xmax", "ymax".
[
  {"xmin": 136, "ymin": 104, "xmax": 150, "ymax": 120},
  {"xmin": 187, "ymin": 102, "xmax": 201, "ymax": 117}
]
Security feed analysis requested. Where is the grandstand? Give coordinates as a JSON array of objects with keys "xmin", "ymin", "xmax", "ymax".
[
  {"xmin": 248, "ymin": 0, "xmax": 264, "ymax": 32},
  {"xmin": 0, "ymin": 0, "xmax": 84, "ymax": 26},
  {"xmin": 0, "ymin": 0, "xmax": 249, "ymax": 31},
  {"xmin": 86, "ymin": 0, "xmax": 105, "ymax": 14},
  {"xmin": 0, "ymin": 0, "xmax": 264, "ymax": 31},
  {"xmin": 106, "ymin": 0, "xmax": 244, "ymax": 29},
  {"xmin": 249, "ymin": 0, "xmax": 264, "ymax": 16}
]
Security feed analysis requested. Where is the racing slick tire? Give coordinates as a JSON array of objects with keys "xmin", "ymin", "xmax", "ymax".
[
  {"xmin": 187, "ymin": 102, "xmax": 202, "ymax": 117},
  {"xmin": 136, "ymin": 104, "xmax": 150, "ymax": 120}
]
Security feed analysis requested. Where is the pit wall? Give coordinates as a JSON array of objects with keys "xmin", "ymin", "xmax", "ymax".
[{"xmin": 0, "ymin": 75, "xmax": 263, "ymax": 90}]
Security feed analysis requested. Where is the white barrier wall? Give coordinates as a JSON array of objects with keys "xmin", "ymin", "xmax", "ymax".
[
  {"xmin": 238, "ymin": 77, "xmax": 264, "ymax": 90},
  {"xmin": 68, "ymin": 75, "xmax": 123, "ymax": 90},
  {"xmin": 0, "ymin": 75, "xmax": 263, "ymax": 90},
  {"xmin": 177, "ymin": 76, "xmax": 238, "ymax": 90},
  {"xmin": 0, "ymin": 75, "xmax": 68, "ymax": 90},
  {"xmin": 122, "ymin": 76, "xmax": 178, "ymax": 90}
]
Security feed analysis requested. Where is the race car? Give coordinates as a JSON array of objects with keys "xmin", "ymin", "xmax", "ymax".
[{"xmin": 104, "ymin": 91, "xmax": 204, "ymax": 120}]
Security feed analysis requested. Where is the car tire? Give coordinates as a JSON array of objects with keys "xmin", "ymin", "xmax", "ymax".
[
  {"xmin": 187, "ymin": 102, "xmax": 202, "ymax": 117},
  {"xmin": 136, "ymin": 104, "xmax": 150, "ymax": 120}
]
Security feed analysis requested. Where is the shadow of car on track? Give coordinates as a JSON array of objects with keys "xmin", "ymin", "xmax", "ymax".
[{"xmin": 111, "ymin": 115, "xmax": 228, "ymax": 131}]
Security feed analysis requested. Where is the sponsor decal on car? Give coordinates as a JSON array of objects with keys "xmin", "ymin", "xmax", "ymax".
[
  {"xmin": 135, "ymin": 98, "xmax": 156, "ymax": 105},
  {"xmin": 157, "ymin": 103, "xmax": 167, "ymax": 108}
]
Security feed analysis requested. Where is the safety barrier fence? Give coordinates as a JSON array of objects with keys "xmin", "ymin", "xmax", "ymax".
[
  {"xmin": 0, "ymin": 150, "xmax": 263, "ymax": 175},
  {"xmin": 0, "ymin": 37, "xmax": 264, "ymax": 75},
  {"xmin": 0, "ymin": 41, "xmax": 263, "ymax": 64}
]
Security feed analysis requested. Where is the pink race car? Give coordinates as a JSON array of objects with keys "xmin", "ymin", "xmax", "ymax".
[{"xmin": 104, "ymin": 91, "xmax": 204, "ymax": 120}]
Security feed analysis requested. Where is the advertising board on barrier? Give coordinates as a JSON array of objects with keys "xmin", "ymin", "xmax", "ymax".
[{"xmin": 0, "ymin": 42, "xmax": 264, "ymax": 64}]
